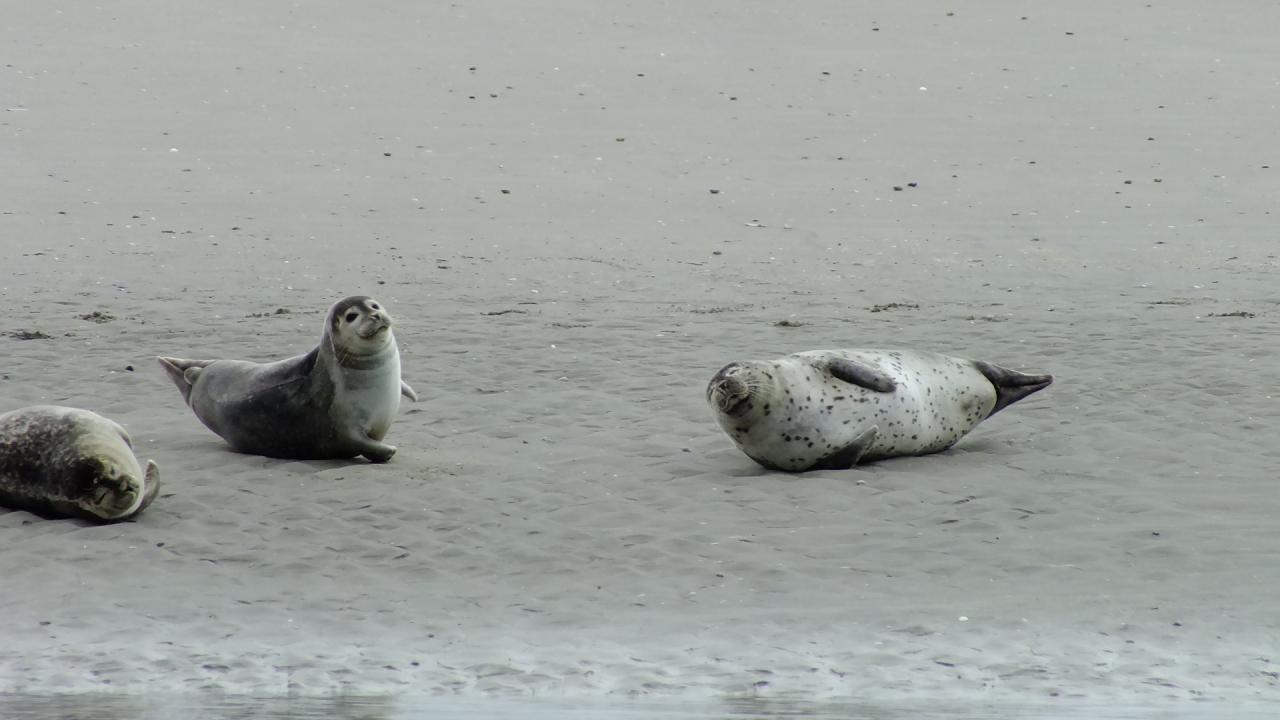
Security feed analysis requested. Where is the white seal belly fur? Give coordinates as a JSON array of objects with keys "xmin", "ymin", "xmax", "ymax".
[{"xmin": 336, "ymin": 342, "xmax": 403, "ymax": 441}]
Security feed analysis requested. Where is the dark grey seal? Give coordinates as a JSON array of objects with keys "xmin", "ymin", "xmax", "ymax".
[
  {"xmin": 159, "ymin": 295, "xmax": 418, "ymax": 463},
  {"xmin": 0, "ymin": 405, "xmax": 160, "ymax": 521}
]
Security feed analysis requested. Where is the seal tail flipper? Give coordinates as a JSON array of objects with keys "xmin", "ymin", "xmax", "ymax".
[
  {"xmin": 156, "ymin": 356, "xmax": 210, "ymax": 405},
  {"xmin": 811, "ymin": 425, "xmax": 879, "ymax": 471},
  {"xmin": 400, "ymin": 380, "xmax": 418, "ymax": 402},
  {"xmin": 972, "ymin": 360, "xmax": 1054, "ymax": 415}
]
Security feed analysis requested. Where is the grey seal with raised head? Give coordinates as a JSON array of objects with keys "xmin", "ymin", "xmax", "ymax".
[{"xmin": 159, "ymin": 295, "xmax": 418, "ymax": 463}]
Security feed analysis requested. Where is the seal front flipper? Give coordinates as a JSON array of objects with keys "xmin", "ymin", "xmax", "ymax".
[
  {"xmin": 157, "ymin": 356, "xmax": 213, "ymax": 404},
  {"xmin": 135, "ymin": 460, "xmax": 161, "ymax": 516},
  {"xmin": 825, "ymin": 358, "xmax": 896, "ymax": 393},
  {"xmin": 400, "ymin": 380, "xmax": 418, "ymax": 402},
  {"xmin": 971, "ymin": 360, "xmax": 1053, "ymax": 415},
  {"xmin": 350, "ymin": 433, "xmax": 397, "ymax": 463},
  {"xmin": 362, "ymin": 444, "xmax": 397, "ymax": 463},
  {"xmin": 811, "ymin": 425, "xmax": 879, "ymax": 470}
]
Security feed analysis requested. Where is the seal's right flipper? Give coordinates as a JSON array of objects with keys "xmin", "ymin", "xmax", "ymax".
[
  {"xmin": 826, "ymin": 359, "xmax": 896, "ymax": 393},
  {"xmin": 811, "ymin": 425, "xmax": 879, "ymax": 470},
  {"xmin": 400, "ymin": 380, "xmax": 418, "ymax": 402},
  {"xmin": 157, "ymin": 357, "xmax": 212, "ymax": 404},
  {"xmin": 361, "ymin": 443, "xmax": 397, "ymax": 464}
]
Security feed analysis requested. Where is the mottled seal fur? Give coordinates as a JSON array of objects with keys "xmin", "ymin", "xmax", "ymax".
[
  {"xmin": 158, "ymin": 295, "xmax": 418, "ymax": 463},
  {"xmin": 0, "ymin": 405, "xmax": 160, "ymax": 521},
  {"xmin": 707, "ymin": 349, "xmax": 1053, "ymax": 471}
]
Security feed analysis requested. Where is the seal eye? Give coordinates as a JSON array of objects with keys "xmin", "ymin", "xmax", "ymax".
[
  {"xmin": 370, "ymin": 303, "xmax": 380, "ymax": 310},
  {"xmin": 345, "ymin": 312, "xmax": 359, "ymax": 323}
]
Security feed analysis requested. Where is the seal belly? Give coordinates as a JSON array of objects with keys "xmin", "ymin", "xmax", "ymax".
[
  {"xmin": 342, "ymin": 358, "xmax": 402, "ymax": 441},
  {"xmin": 827, "ymin": 350, "xmax": 997, "ymax": 458},
  {"xmin": 728, "ymin": 359, "xmax": 882, "ymax": 472}
]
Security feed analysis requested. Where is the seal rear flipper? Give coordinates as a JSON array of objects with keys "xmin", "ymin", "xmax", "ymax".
[
  {"xmin": 825, "ymin": 358, "xmax": 896, "ymax": 393},
  {"xmin": 400, "ymin": 380, "xmax": 418, "ymax": 402},
  {"xmin": 972, "ymin": 360, "xmax": 1054, "ymax": 415},
  {"xmin": 811, "ymin": 425, "xmax": 879, "ymax": 470},
  {"xmin": 157, "ymin": 356, "xmax": 212, "ymax": 405}
]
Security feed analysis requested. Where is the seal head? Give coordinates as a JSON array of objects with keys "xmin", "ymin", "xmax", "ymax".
[{"xmin": 706, "ymin": 362, "xmax": 765, "ymax": 417}]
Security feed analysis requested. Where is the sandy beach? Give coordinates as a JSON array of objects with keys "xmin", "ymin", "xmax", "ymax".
[{"xmin": 2, "ymin": 0, "xmax": 1278, "ymax": 707}]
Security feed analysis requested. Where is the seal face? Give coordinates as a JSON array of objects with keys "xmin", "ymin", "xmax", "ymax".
[
  {"xmin": 707, "ymin": 349, "xmax": 1053, "ymax": 472},
  {"xmin": 158, "ymin": 295, "xmax": 418, "ymax": 463},
  {"xmin": 0, "ymin": 405, "xmax": 160, "ymax": 521}
]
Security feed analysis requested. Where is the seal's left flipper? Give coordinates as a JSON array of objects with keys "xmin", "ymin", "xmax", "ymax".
[
  {"xmin": 972, "ymin": 360, "xmax": 1053, "ymax": 415},
  {"xmin": 400, "ymin": 380, "xmax": 418, "ymax": 402},
  {"xmin": 362, "ymin": 444, "xmax": 397, "ymax": 463},
  {"xmin": 825, "ymin": 359, "xmax": 896, "ymax": 393},
  {"xmin": 349, "ymin": 431, "xmax": 397, "ymax": 463},
  {"xmin": 811, "ymin": 425, "xmax": 879, "ymax": 470}
]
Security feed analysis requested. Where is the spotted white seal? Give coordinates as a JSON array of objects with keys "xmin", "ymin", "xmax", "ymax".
[
  {"xmin": 158, "ymin": 295, "xmax": 418, "ymax": 463},
  {"xmin": 0, "ymin": 405, "xmax": 160, "ymax": 521},
  {"xmin": 707, "ymin": 349, "xmax": 1052, "ymax": 471}
]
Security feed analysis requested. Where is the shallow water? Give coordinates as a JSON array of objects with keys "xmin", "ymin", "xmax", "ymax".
[{"xmin": 0, "ymin": 695, "xmax": 1268, "ymax": 720}]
